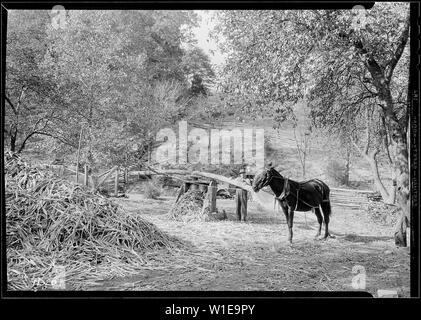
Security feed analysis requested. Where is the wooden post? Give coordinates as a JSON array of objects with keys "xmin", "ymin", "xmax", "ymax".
[
  {"xmin": 84, "ymin": 164, "xmax": 88, "ymax": 186},
  {"xmin": 123, "ymin": 167, "xmax": 128, "ymax": 193},
  {"xmin": 235, "ymin": 188, "xmax": 248, "ymax": 221},
  {"xmin": 208, "ymin": 180, "xmax": 217, "ymax": 213},
  {"xmin": 199, "ymin": 184, "xmax": 208, "ymax": 193},
  {"xmin": 75, "ymin": 127, "xmax": 83, "ymax": 184},
  {"xmin": 190, "ymin": 177, "xmax": 199, "ymax": 191},
  {"xmin": 114, "ymin": 167, "xmax": 119, "ymax": 196},
  {"xmin": 174, "ymin": 185, "xmax": 185, "ymax": 204},
  {"xmin": 183, "ymin": 182, "xmax": 191, "ymax": 193}
]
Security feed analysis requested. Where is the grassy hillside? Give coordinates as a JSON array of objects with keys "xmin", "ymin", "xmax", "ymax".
[
  {"xmin": 193, "ymin": 116, "xmax": 393, "ymax": 191},
  {"xmin": 17, "ymin": 114, "xmax": 393, "ymax": 192}
]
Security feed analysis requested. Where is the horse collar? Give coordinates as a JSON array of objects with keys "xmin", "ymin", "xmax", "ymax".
[{"xmin": 278, "ymin": 177, "xmax": 290, "ymax": 200}]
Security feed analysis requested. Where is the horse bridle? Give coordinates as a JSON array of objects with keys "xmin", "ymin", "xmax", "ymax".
[
  {"xmin": 263, "ymin": 169, "xmax": 290, "ymax": 200},
  {"xmin": 264, "ymin": 168, "xmax": 284, "ymax": 186}
]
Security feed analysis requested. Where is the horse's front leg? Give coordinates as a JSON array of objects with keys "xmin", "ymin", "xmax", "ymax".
[
  {"xmin": 288, "ymin": 209, "xmax": 294, "ymax": 244},
  {"xmin": 280, "ymin": 204, "xmax": 292, "ymax": 244}
]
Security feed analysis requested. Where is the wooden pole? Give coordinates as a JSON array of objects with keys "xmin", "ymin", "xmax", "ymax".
[
  {"xmin": 190, "ymin": 177, "xmax": 199, "ymax": 191},
  {"xmin": 236, "ymin": 189, "xmax": 242, "ymax": 220},
  {"xmin": 174, "ymin": 185, "xmax": 185, "ymax": 204},
  {"xmin": 114, "ymin": 167, "xmax": 119, "ymax": 196},
  {"xmin": 75, "ymin": 127, "xmax": 83, "ymax": 184},
  {"xmin": 93, "ymin": 166, "xmax": 117, "ymax": 192},
  {"xmin": 240, "ymin": 189, "xmax": 248, "ymax": 221},
  {"xmin": 208, "ymin": 180, "xmax": 217, "ymax": 213},
  {"xmin": 184, "ymin": 182, "xmax": 191, "ymax": 193},
  {"xmin": 84, "ymin": 164, "xmax": 88, "ymax": 186}
]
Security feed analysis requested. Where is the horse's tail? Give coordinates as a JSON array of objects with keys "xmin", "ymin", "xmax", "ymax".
[
  {"xmin": 323, "ymin": 198, "xmax": 332, "ymax": 218},
  {"xmin": 320, "ymin": 182, "xmax": 332, "ymax": 218}
]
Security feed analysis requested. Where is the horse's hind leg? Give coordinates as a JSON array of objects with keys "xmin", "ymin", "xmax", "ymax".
[
  {"xmin": 320, "ymin": 203, "xmax": 333, "ymax": 239},
  {"xmin": 313, "ymin": 208, "xmax": 323, "ymax": 239}
]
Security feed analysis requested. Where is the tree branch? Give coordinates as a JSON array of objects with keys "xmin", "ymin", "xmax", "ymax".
[
  {"xmin": 17, "ymin": 131, "xmax": 77, "ymax": 153},
  {"xmin": 385, "ymin": 16, "xmax": 410, "ymax": 82},
  {"xmin": 5, "ymin": 95, "xmax": 17, "ymax": 115}
]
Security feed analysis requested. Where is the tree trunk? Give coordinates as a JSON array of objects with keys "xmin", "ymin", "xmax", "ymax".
[
  {"xmin": 344, "ymin": 148, "xmax": 350, "ymax": 186},
  {"xmin": 354, "ymin": 38, "xmax": 409, "ymax": 246},
  {"xmin": 351, "ymin": 133, "xmax": 396, "ymax": 205},
  {"xmin": 391, "ymin": 130, "xmax": 410, "ymax": 247},
  {"xmin": 365, "ymin": 150, "xmax": 391, "ymax": 201},
  {"xmin": 10, "ymin": 132, "xmax": 16, "ymax": 152}
]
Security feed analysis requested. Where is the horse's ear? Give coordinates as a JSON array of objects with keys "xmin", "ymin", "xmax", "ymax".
[{"xmin": 265, "ymin": 162, "xmax": 273, "ymax": 169}]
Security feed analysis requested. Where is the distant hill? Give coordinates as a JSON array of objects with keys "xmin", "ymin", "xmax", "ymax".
[{"xmin": 18, "ymin": 115, "xmax": 394, "ymax": 192}]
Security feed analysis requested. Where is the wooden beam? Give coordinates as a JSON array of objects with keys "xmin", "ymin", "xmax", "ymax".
[
  {"xmin": 330, "ymin": 187, "xmax": 374, "ymax": 194},
  {"xmin": 114, "ymin": 167, "xmax": 119, "ymax": 196},
  {"xmin": 75, "ymin": 127, "xmax": 83, "ymax": 184},
  {"xmin": 208, "ymin": 180, "xmax": 217, "ymax": 213},
  {"xmin": 84, "ymin": 164, "xmax": 88, "ymax": 186},
  {"xmin": 132, "ymin": 169, "xmax": 253, "ymax": 192},
  {"xmin": 93, "ymin": 166, "xmax": 118, "ymax": 191}
]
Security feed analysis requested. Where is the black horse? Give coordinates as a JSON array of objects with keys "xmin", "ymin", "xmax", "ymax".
[{"xmin": 252, "ymin": 164, "xmax": 333, "ymax": 244}]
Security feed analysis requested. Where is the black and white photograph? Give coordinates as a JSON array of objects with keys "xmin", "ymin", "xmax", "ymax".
[{"xmin": 1, "ymin": 1, "xmax": 418, "ymax": 300}]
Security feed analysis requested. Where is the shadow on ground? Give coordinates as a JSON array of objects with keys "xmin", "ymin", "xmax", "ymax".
[{"xmin": 342, "ymin": 233, "xmax": 393, "ymax": 243}]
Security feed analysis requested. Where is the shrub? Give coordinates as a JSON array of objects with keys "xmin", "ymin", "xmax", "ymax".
[
  {"xmin": 325, "ymin": 160, "xmax": 349, "ymax": 186},
  {"xmin": 144, "ymin": 178, "xmax": 161, "ymax": 199}
]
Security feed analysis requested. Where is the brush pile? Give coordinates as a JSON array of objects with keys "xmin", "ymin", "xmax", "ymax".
[
  {"xmin": 168, "ymin": 190, "xmax": 227, "ymax": 222},
  {"xmin": 5, "ymin": 152, "xmax": 175, "ymax": 291},
  {"xmin": 367, "ymin": 198, "xmax": 400, "ymax": 227},
  {"xmin": 168, "ymin": 190, "xmax": 208, "ymax": 222}
]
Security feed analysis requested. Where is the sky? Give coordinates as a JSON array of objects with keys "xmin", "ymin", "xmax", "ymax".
[{"xmin": 191, "ymin": 10, "xmax": 226, "ymax": 69}]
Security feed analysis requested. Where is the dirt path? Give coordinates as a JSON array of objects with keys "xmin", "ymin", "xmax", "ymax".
[{"xmin": 92, "ymin": 193, "xmax": 410, "ymax": 296}]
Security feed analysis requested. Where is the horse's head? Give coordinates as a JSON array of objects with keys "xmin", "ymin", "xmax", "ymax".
[{"xmin": 252, "ymin": 162, "xmax": 279, "ymax": 192}]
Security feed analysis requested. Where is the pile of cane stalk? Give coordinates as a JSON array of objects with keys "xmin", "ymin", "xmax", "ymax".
[{"xmin": 5, "ymin": 152, "xmax": 175, "ymax": 290}]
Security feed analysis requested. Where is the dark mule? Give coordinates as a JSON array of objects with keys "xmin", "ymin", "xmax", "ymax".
[{"xmin": 252, "ymin": 164, "xmax": 333, "ymax": 244}]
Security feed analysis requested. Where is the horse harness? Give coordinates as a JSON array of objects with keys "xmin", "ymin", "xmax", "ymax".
[{"xmin": 272, "ymin": 176, "xmax": 325, "ymax": 211}]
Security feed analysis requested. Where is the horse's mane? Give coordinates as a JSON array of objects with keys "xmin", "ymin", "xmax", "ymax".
[{"xmin": 270, "ymin": 167, "xmax": 283, "ymax": 178}]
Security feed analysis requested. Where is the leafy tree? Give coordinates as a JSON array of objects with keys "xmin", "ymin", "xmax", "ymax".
[
  {"xmin": 40, "ymin": 10, "xmax": 197, "ymax": 169},
  {"xmin": 181, "ymin": 46, "xmax": 215, "ymax": 96},
  {"xmin": 215, "ymin": 3, "xmax": 410, "ymax": 246},
  {"xmin": 291, "ymin": 99, "xmax": 313, "ymax": 179},
  {"xmin": 5, "ymin": 10, "xmax": 75, "ymax": 153}
]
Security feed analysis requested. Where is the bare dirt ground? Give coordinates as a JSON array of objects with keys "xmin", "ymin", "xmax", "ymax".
[{"xmin": 91, "ymin": 192, "xmax": 410, "ymax": 296}]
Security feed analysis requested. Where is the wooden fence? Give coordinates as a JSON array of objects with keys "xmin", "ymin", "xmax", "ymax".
[
  {"xmin": 46, "ymin": 164, "xmax": 376, "ymax": 211},
  {"xmin": 330, "ymin": 187, "xmax": 374, "ymax": 210},
  {"xmin": 47, "ymin": 164, "xmax": 124, "ymax": 195}
]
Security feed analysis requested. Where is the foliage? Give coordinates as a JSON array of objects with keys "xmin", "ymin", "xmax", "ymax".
[
  {"xmin": 6, "ymin": 10, "xmax": 216, "ymax": 172},
  {"xmin": 144, "ymin": 178, "xmax": 161, "ymax": 199},
  {"xmin": 325, "ymin": 159, "xmax": 349, "ymax": 187},
  {"xmin": 5, "ymin": 10, "xmax": 75, "ymax": 153},
  {"xmin": 215, "ymin": 4, "xmax": 409, "ymax": 125},
  {"xmin": 181, "ymin": 46, "xmax": 215, "ymax": 95}
]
